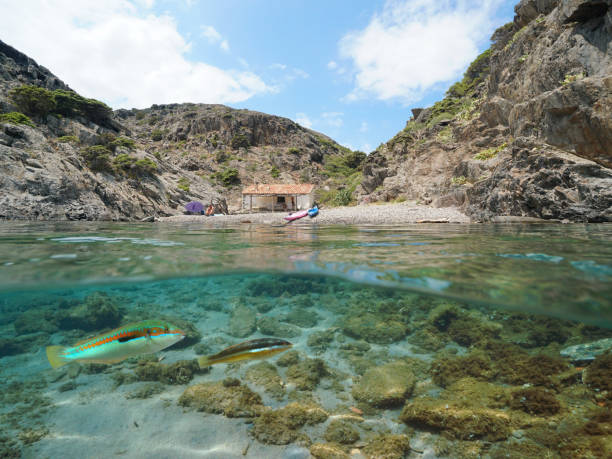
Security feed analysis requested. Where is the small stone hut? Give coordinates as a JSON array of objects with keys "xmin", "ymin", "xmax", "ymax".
[{"xmin": 242, "ymin": 184, "xmax": 315, "ymax": 212}]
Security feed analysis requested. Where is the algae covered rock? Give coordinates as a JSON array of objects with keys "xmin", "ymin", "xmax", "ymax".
[
  {"xmin": 277, "ymin": 349, "xmax": 300, "ymax": 367},
  {"xmin": 400, "ymin": 398, "xmax": 511, "ymax": 441},
  {"xmin": 228, "ymin": 305, "xmax": 256, "ymax": 338},
  {"xmin": 307, "ymin": 329, "xmax": 335, "ymax": 349},
  {"xmin": 179, "ymin": 380, "xmax": 264, "ymax": 417},
  {"xmin": 56, "ymin": 292, "xmax": 122, "ymax": 331},
  {"xmin": 309, "ymin": 442, "xmax": 350, "ymax": 459},
  {"xmin": 323, "ymin": 419, "xmax": 360, "ymax": 444},
  {"xmin": 283, "ymin": 307, "xmax": 320, "ymax": 328},
  {"xmin": 245, "ymin": 361, "xmax": 285, "ymax": 400},
  {"xmin": 252, "ymin": 402, "xmax": 328, "ymax": 445},
  {"xmin": 286, "ymin": 358, "xmax": 328, "ymax": 390},
  {"xmin": 430, "ymin": 351, "xmax": 495, "ymax": 388},
  {"xmin": 341, "ymin": 313, "xmax": 407, "ymax": 344},
  {"xmin": 510, "ymin": 387, "xmax": 560, "ymax": 416},
  {"xmin": 352, "ymin": 361, "xmax": 415, "ymax": 408},
  {"xmin": 584, "ymin": 351, "xmax": 612, "ymax": 399},
  {"xmin": 135, "ymin": 359, "xmax": 201, "ymax": 385},
  {"xmin": 362, "ymin": 434, "xmax": 411, "ymax": 459},
  {"xmin": 257, "ymin": 316, "xmax": 301, "ymax": 338}
]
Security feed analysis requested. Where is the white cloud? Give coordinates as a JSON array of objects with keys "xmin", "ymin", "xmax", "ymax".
[
  {"xmin": 327, "ymin": 61, "xmax": 338, "ymax": 70},
  {"xmin": 0, "ymin": 1, "xmax": 268, "ymax": 108},
  {"xmin": 201, "ymin": 25, "xmax": 222, "ymax": 42},
  {"xmin": 339, "ymin": 0, "xmax": 502, "ymax": 103},
  {"xmin": 201, "ymin": 25, "xmax": 230, "ymax": 52},
  {"xmin": 294, "ymin": 113, "xmax": 313, "ymax": 129},
  {"xmin": 322, "ymin": 112, "xmax": 343, "ymax": 128},
  {"xmin": 360, "ymin": 121, "xmax": 368, "ymax": 132},
  {"xmin": 270, "ymin": 63, "xmax": 288, "ymax": 70}
]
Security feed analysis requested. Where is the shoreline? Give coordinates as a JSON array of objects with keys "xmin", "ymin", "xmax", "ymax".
[{"xmin": 156, "ymin": 202, "xmax": 472, "ymax": 225}]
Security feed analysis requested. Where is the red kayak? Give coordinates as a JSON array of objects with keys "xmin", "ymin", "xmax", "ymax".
[{"xmin": 284, "ymin": 210, "xmax": 309, "ymax": 221}]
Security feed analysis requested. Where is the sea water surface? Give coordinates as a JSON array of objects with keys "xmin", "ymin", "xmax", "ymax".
[{"xmin": 0, "ymin": 222, "xmax": 611, "ymax": 458}]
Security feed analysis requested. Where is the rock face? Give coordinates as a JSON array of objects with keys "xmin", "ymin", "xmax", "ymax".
[
  {"xmin": 359, "ymin": 0, "xmax": 612, "ymax": 222},
  {"xmin": 0, "ymin": 40, "xmax": 352, "ymax": 220}
]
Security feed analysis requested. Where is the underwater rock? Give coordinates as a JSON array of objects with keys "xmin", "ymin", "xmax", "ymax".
[
  {"xmin": 340, "ymin": 313, "xmax": 407, "ymax": 344},
  {"xmin": 323, "ymin": 419, "xmax": 360, "ymax": 444},
  {"xmin": 430, "ymin": 351, "xmax": 495, "ymax": 388},
  {"xmin": 0, "ymin": 332, "xmax": 48, "ymax": 357},
  {"xmin": 276, "ymin": 350, "xmax": 300, "ymax": 367},
  {"xmin": 160, "ymin": 316, "xmax": 201, "ymax": 349},
  {"xmin": 13, "ymin": 309, "xmax": 58, "ymax": 335},
  {"xmin": 251, "ymin": 402, "xmax": 328, "ymax": 445},
  {"xmin": 56, "ymin": 291, "xmax": 122, "ymax": 331},
  {"xmin": 245, "ymin": 361, "xmax": 285, "ymax": 400},
  {"xmin": 428, "ymin": 303, "xmax": 501, "ymax": 347},
  {"xmin": 309, "ymin": 443, "xmax": 350, "ymax": 459},
  {"xmin": 444, "ymin": 378, "xmax": 510, "ymax": 410},
  {"xmin": 228, "ymin": 305, "xmax": 256, "ymax": 338},
  {"xmin": 286, "ymin": 358, "xmax": 328, "ymax": 390},
  {"xmin": 561, "ymin": 338, "xmax": 612, "ymax": 362},
  {"xmin": 58, "ymin": 381, "xmax": 77, "ymax": 392},
  {"xmin": 362, "ymin": 434, "xmax": 411, "ymax": 459},
  {"xmin": 283, "ymin": 307, "xmax": 320, "ymax": 328},
  {"xmin": 307, "ymin": 329, "xmax": 335, "ymax": 349},
  {"xmin": 352, "ymin": 361, "xmax": 415, "ymax": 408},
  {"xmin": 400, "ymin": 398, "xmax": 511, "ymax": 441},
  {"xmin": 257, "ymin": 316, "xmax": 301, "ymax": 338},
  {"xmin": 135, "ymin": 359, "xmax": 201, "ymax": 385},
  {"xmin": 179, "ymin": 380, "xmax": 265, "ymax": 417},
  {"xmin": 510, "ymin": 387, "xmax": 561, "ymax": 416},
  {"xmin": 584, "ymin": 351, "xmax": 612, "ymax": 399}
]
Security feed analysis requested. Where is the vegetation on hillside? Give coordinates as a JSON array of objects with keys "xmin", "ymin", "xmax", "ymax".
[
  {"xmin": 387, "ymin": 48, "xmax": 491, "ymax": 149},
  {"xmin": 9, "ymin": 85, "xmax": 113, "ymax": 127}
]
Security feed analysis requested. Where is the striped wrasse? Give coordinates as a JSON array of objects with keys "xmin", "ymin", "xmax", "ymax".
[
  {"xmin": 46, "ymin": 320, "xmax": 185, "ymax": 369},
  {"xmin": 198, "ymin": 338, "xmax": 292, "ymax": 368}
]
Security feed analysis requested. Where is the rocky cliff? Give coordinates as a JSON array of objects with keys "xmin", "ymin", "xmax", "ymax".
[
  {"xmin": 0, "ymin": 40, "xmax": 357, "ymax": 220},
  {"xmin": 358, "ymin": 0, "xmax": 612, "ymax": 222}
]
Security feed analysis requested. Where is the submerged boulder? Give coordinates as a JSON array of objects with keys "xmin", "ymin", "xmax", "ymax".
[
  {"xmin": 178, "ymin": 380, "xmax": 265, "ymax": 417},
  {"xmin": 352, "ymin": 361, "xmax": 415, "ymax": 408},
  {"xmin": 251, "ymin": 402, "xmax": 328, "ymax": 445}
]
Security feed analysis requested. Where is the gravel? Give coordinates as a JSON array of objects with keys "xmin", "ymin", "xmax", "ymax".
[{"xmin": 156, "ymin": 203, "xmax": 470, "ymax": 225}]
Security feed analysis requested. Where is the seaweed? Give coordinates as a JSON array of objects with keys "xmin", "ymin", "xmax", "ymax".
[{"xmin": 510, "ymin": 387, "xmax": 561, "ymax": 415}]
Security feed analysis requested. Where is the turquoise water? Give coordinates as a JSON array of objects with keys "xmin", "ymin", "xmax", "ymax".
[{"xmin": 1, "ymin": 222, "xmax": 611, "ymax": 458}]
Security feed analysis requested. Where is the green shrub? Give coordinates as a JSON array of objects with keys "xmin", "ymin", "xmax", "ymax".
[
  {"xmin": 111, "ymin": 136, "xmax": 135, "ymax": 150},
  {"xmin": 0, "ymin": 111, "xmax": 35, "ymax": 127},
  {"xmin": 135, "ymin": 110, "xmax": 145, "ymax": 120},
  {"xmin": 151, "ymin": 129, "xmax": 163, "ymax": 141},
  {"xmin": 270, "ymin": 166, "xmax": 280, "ymax": 178},
  {"xmin": 287, "ymin": 147, "xmax": 300, "ymax": 155},
  {"xmin": 132, "ymin": 158, "xmax": 157, "ymax": 176},
  {"xmin": 473, "ymin": 142, "xmax": 507, "ymax": 160},
  {"xmin": 112, "ymin": 153, "xmax": 134, "ymax": 170},
  {"xmin": 451, "ymin": 176, "xmax": 468, "ymax": 185},
  {"xmin": 332, "ymin": 189, "xmax": 353, "ymax": 206},
  {"xmin": 81, "ymin": 145, "xmax": 113, "ymax": 172},
  {"xmin": 504, "ymin": 26, "xmax": 526, "ymax": 51},
  {"xmin": 9, "ymin": 85, "xmax": 56, "ymax": 117},
  {"xmin": 215, "ymin": 150, "xmax": 229, "ymax": 163},
  {"xmin": 9, "ymin": 85, "xmax": 113, "ymax": 125},
  {"xmin": 222, "ymin": 112, "xmax": 233, "ymax": 120},
  {"xmin": 213, "ymin": 168, "xmax": 240, "ymax": 186},
  {"xmin": 177, "ymin": 177, "xmax": 190, "ymax": 192},
  {"xmin": 230, "ymin": 133, "xmax": 250, "ymax": 149},
  {"xmin": 57, "ymin": 135, "xmax": 79, "ymax": 143}
]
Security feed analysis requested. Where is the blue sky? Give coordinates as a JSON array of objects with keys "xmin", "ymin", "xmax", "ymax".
[{"xmin": 0, "ymin": 0, "xmax": 517, "ymax": 151}]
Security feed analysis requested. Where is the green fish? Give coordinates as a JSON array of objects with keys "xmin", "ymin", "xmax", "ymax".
[{"xmin": 46, "ymin": 320, "xmax": 185, "ymax": 369}]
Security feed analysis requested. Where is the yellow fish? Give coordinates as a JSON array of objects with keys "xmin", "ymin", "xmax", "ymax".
[{"xmin": 198, "ymin": 338, "xmax": 292, "ymax": 368}]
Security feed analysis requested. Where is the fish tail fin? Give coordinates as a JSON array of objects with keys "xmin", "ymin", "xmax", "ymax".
[
  {"xmin": 197, "ymin": 356, "xmax": 210, "ymax": 368},
  {"xmin": 46, "ymin": 345, "xmax": 69, "ymax": 369}
]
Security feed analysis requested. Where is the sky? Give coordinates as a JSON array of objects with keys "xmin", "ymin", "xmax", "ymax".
[{"xmin": 0, "ymin": 0, "xmax": 517, "ymax": 152}]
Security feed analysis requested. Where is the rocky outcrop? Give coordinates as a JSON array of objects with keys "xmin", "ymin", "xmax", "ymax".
[
  {"xmin": 359, "ymin": 0, "xmax": 612, "ymax": 222},
  {"xmin": 0, "ymin": 39, "xmax": 350, "ymax": 219}
]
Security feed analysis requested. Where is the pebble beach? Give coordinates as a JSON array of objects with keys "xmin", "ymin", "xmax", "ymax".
[{"xmin": 157, "ymin": 203, "xmax": 471, "ymax": 225}]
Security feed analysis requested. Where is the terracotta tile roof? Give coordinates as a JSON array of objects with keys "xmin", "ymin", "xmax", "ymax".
[{"xmin": 242, "ymin": 184, "xmax": 315, "ymax": 195}]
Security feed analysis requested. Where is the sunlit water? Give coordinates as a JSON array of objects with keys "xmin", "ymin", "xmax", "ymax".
[{"xmin": 1, "ymin": 222, "xmax": 611, "ymax": 458}]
